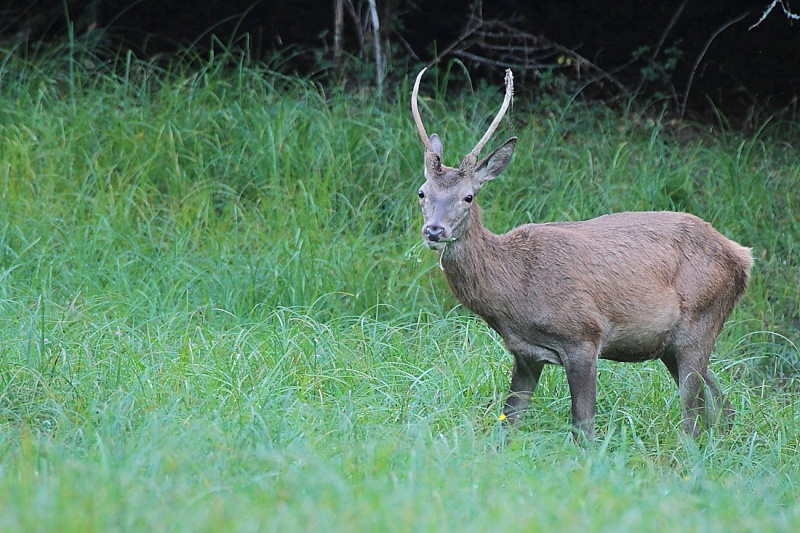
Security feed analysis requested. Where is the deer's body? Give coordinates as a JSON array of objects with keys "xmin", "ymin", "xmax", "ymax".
[
  {"xmin": 411, "ymin": 68, "xmax": 752, "ymax": 439},
  {"xmin": 442, "ymin": 210, "xmax": 749, "ymax": 366}
]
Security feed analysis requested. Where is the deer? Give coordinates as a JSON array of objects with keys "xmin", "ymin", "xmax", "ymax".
[{"xmin": 411, "ymin": 67, "xmax": 752, "ymax": 440}]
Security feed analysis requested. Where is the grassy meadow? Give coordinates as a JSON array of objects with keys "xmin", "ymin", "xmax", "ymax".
[{"xmin": 0, "ymin": 48, "xmax": 798, "ymax": 532}]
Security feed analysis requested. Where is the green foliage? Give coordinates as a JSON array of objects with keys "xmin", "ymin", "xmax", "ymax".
[
  {"xmin": 633, "ymin": 41, "xmax": 684, "ymax": 102},
  {"xmin": 0, "ymin": 48, "xmax": 798, "ymax": 532}
]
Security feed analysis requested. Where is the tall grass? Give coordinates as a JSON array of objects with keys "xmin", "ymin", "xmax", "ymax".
[{"xmin": 0, "ymin": 45, "xmax": 798, "ymax": 531}]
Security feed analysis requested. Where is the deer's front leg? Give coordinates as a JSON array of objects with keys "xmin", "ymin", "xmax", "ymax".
[
  {"xmin": 502, "ymin": 354, "xmax": 544, "ymax": 426},
  {"xmin": 563, "ymin": 344, "xmax": 599, "ymax": 440}
]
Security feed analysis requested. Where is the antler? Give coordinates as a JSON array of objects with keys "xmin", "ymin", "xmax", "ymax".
[
  {"xmin": 469, "ymin": 69, "xmax": 514, "ymax": 158},
  {"xmin": 411, "ymin": 67, "xmax": 434, "ymax": 153}
]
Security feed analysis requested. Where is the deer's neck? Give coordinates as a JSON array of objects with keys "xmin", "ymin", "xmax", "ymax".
[{"xmin": 439, "ymin": 207, "xmax": 511, "ymax": 315}]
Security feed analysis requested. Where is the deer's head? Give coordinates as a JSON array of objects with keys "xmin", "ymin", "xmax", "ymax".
[{"xmin": 411, "ymin": 68, "xmax": 516, "ymax": 250}]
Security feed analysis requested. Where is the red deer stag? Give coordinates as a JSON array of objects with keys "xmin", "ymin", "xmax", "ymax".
[{"xmin": 411, "ymin": 68, "xmax": 752, "ymax": 439}]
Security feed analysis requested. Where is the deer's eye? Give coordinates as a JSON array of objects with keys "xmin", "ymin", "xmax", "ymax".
[
  {"xmin": 418, "ymin": 190, "xmax": 425, "ymax": 199},
  {"xmin": 464, "ymin": 194, "xmax": 473, "ymax": 203}
]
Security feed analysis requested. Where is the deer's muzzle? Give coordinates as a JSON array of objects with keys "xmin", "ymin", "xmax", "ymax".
[{"xmin": 423, "ymin": 224, "xmax": 451, "ymax": 250}]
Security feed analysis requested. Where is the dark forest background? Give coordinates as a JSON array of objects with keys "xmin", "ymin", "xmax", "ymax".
[{"xmin": 2, "ymin": 1, "xmax": 799, "ymax": 121}]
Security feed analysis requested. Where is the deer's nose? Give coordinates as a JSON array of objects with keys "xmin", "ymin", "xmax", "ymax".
[{"xmin": 424, "ymin": 225, "xmax": 445, "ymax": 241}]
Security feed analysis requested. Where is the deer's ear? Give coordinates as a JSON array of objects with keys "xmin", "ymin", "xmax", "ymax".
[
  {"xmin": 474, "ymin": 137, "xmax": 516, "ymax": 185},
  {"xmin": 423, "ymin": 150, "xmax": 441, "ymax": 180},
  {"xmin": 424, "ymin": 134, "xmax": 444, "ymax": 180},
  {"xmin": 430, "ymin": 134, "xmax": 443, "ymax": 157}
]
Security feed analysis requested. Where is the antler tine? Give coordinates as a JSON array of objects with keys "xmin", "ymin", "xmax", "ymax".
[
  {"xmin": 411, "ymin": 67, "xmax": 434, "ymax": 153},
  {"xmin": 469, "ymin": 69, "xmax": 514, "ymax": 158}
]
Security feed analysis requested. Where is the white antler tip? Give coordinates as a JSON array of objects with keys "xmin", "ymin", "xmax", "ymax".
[{"xmin": 504, "ymin": 69, "xmax": 514, "ymax": 98}]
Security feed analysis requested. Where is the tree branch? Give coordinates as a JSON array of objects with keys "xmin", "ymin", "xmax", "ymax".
[
  {"xmin": 680, "ymin": 11, "xmax": 750, "ymax": 118},
  {"xmin": 750, "ymin": 0, "xmax": 800, "ymax": 30}
]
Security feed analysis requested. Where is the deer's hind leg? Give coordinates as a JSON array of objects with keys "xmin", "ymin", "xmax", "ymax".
[
  {"xmin": 700, "ymin": 370, "xmax": 734, "ymax": 432},
  {"xmin": 666, "ymin": 316, "xmax": 732, "ymax": 436}
]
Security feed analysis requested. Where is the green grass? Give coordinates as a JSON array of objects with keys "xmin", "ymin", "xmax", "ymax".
[{"xmin": 0, "ymin": 47, "xmax": 798, "ymax": 531}]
